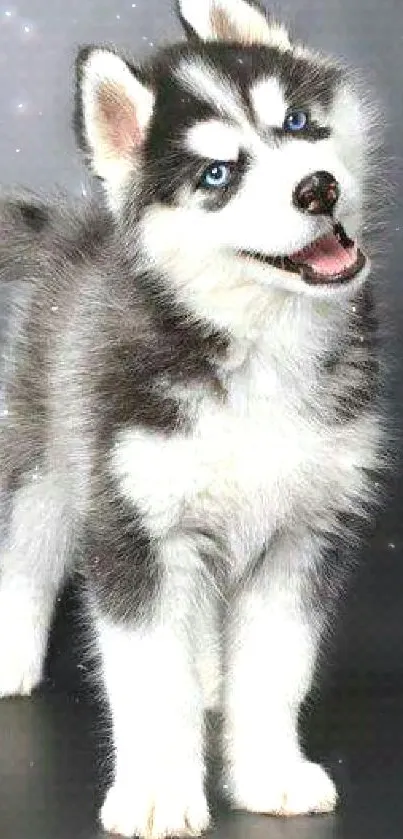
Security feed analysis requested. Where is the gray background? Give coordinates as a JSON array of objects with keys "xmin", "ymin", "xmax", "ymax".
[{"xmin": 0, "ymin": 0, "xmax": 402, "ymax": 685}]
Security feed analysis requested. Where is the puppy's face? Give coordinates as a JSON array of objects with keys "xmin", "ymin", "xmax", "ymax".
[{"xmin": 75, "ymin": 0, "xmax": 375, "ymax": 309}]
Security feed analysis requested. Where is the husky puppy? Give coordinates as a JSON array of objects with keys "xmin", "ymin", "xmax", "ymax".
[{"xmin": 0, "ymin": 0, "xmax": 383, "ymax": 836}]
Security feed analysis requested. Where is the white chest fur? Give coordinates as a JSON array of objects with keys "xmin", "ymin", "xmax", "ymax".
[{"xmin": 113, "ymin": 335, "xmax": 379, "ymax": 576}]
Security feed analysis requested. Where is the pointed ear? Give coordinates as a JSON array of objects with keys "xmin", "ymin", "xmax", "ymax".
[
  {"xmin": 176, "ymin": 0, "xmax": 291, "ymax": 49},
  {"xmin": 74, "ymin": 47, "xmax": 155, "ymax": 206}
]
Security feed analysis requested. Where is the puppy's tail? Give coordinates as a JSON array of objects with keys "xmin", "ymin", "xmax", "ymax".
[{"xmin": 0, "ymin": 189, "xmax": 52, "ymax": 281}]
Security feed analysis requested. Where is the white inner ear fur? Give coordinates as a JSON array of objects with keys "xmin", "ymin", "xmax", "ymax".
[
  {"xmin": 178, "ymin": 0, "xmax": 291, "ymax": 49},
  {"xmin": 80, "ymin": 49, "xmax": 154, "ymax": 207}
]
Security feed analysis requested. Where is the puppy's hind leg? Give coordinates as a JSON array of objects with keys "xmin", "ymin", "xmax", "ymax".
[{"xmin": 0, "ymin": 472, "xmax": 73, "ymax": 697}]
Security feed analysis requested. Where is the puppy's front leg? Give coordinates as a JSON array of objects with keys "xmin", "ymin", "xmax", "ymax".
[
  {"xmin": 224, "ymin": 531, "xmax": 338, "ymax": 817},
  {"xmin": 88, "ymin": 529, "xmax": 210, "ymax": 839}
]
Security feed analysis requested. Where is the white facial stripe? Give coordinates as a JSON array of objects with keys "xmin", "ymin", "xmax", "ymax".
[
  {"xmin": 176, "ymin": 58, "xmax": 247, "ymax": 126},
  {"xmin": 186, "ymin": 120, "xmax": 241, "ymax": 162},
  {"xmin": 175, "ymin": 58, "xmax": 270, "ymax": 161},
  {"xmin": 250, "ymin": 78, "xmax": 287, "ymax": 128}
]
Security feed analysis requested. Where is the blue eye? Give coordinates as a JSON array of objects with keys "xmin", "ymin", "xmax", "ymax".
[
  {"xmin": 283, "ymin": 110, "xmax": 308, "ymax": 132},
  {"xmin": 200, "ymin": 162, "xmax": 233, "ymax": 189}
]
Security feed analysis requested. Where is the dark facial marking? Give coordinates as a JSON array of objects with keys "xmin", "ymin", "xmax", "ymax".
[
  {"xmin": 132, "ymin": 40, "xmax": 340, "ymax": 210},
  {"xmin": 273, "ymin": 123, "xmax": 331, "ymax": 142}
]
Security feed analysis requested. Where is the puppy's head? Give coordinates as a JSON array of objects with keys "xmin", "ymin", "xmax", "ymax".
[{"xmin": 74, "ymin": 0, "xmax": 377, "ymax": 316}]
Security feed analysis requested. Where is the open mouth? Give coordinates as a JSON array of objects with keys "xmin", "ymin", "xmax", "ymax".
[{"xmin": 239, "ymin": 223, "xmax": 367, "ymax": 286}]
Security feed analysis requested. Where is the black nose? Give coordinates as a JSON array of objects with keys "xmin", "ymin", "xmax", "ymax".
[{"xmin": 293, "ymin": 171, "xmax": 340, "ymax": 216}]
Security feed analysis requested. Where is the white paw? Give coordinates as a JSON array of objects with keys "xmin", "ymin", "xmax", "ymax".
[
  {"xmin": 232, "ymin": 760, "xmax": 338, "ymax": 817},
  {"xmin": 0, "ymin": 615, "xmax": 46, "ymax": 697},
  {"xmin": 0, "ymin": 587, "xmax": 49, "ymax": 697},
  {"xmin": 100, "ymin": 778, "xmax": 210, "ymax": 838},
  {"xmin": 0, "ymin": 637, "xmax": 44, "ymax": 697}
]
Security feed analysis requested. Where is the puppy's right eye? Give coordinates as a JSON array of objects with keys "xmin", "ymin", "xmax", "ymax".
[
  {"xmin": 199, "ymin": 162, "xmax": 234, "ymax": 190},
  {"xmin": 283, "ymin": 109, "xmax": 309, "ymax": 133}
]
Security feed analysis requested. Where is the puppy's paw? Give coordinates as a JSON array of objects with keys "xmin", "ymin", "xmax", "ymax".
[
  {"xmin": 0, "ymin": 625, "xmax": 44, "ymax": 697},
  {"xmin": 100, "ymin": 777, "xmax": 210, "ymax": 838},
  {"xmin": 232, "ymin": 759, "xmax": 337, "ymax": 817}
]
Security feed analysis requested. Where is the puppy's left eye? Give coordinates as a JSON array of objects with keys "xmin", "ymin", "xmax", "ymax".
[
  {"xmin": 199, "ymin": 162, "xmax": 234, "ymax": 189},
  {"xmin": 283, "ymin": 110, "xmax": 309, "ymax": 132}
]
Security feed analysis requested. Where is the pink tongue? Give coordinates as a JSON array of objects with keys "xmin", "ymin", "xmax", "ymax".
[{"xmin": 291, "ymin": 233, "xmax": 357, "ymax": 276}]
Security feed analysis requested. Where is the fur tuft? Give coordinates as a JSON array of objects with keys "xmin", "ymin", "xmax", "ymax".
[{"xmin": 176, "ymin": 0, "xmax": 291, "ymax": 49}]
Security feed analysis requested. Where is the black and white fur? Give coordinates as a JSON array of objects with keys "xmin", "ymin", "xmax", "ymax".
[{"xmin": 0, "ymin": 1, "xmax": 385, "ymax": 836}]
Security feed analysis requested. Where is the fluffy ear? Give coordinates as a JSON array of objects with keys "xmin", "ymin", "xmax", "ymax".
[
  {"xmin": 176, "ymin": 0, "xmax": 290, "ymax": 49},
  {"xmin": 74, "ymin": 47, "xmax": 154, "ymax": 206}
]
